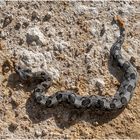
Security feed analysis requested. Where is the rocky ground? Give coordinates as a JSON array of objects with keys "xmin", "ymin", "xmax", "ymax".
[{"xmin": 0, "ymin": 1, "xmax": 140, "ymax": 139}]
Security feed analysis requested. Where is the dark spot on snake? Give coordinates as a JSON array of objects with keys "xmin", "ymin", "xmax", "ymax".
[
  {"xmin": 95, "ymin": 99, "xmax": 104, "ymax": 108},
  {"xmin": 81, "ymin": 98, "xmax": 90, "ymax": 107},
  {"xmin": 36, "ymin": 96, "xmax": 42, "ymax": 102},
  {"xmin": 46, "ymin": 99, "xmax": 52, "ymax": 107},
  {"xmin": 121, "ymin": 97, "xmax": 127, "ymax": 105},
  {"xmin": 110, "ymin": 103, "xmax": 116, "ymax": 109},
  {"xmin": 68, "ymin": 94, "xmax": 75, "ymax": 104},
  {"xmin": 130, "ymin": 73, "xmax": 136, "ymax": 79},
  {"xmin": 35, "ymin": 88, "xmax": 41, "ymax": 92},
  {"xmin": 56, "ymin": 93, "xmax": 62, "ymax": 100},
  {"xmin": 41, "ymin": 72, "xmax": 46, "ymax": 75},
  {"xmin": 123, "ymin": 61, "xmax": 130, "ymax": 70},
  {"xmin": 124, "ymin": 72, "xmax": 129, "ymax": 79},
  {"xmin": 116, "ymin": 54, "xmax": 122, "ymax": 60},
  {"xmin": 47, "ymin": 77, "xmax": 52, "ymax": 81},
  {"xmin": 41, "ymin": 82, "xmax": 48, "ymax": 87},
  {"xmin": 112, "ymin": 98, "xmax": 117, "ymax": 102},
  {"xmin": 119, "ymin": 91, "xmax": 125, "ymax": 96},
  {"xmin": 127, "ymin": 85, "xmax": 133, "ymax": 92}
]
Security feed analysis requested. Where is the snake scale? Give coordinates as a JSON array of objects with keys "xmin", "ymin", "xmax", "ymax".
[{"xmin": 14, "ymin": 16, "xmax": 138, "ymax": 111}]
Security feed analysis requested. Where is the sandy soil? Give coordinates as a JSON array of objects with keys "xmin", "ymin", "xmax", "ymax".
[{"xmin": 0, "ymin": 1, "xmax": 140, "ymax": 139}]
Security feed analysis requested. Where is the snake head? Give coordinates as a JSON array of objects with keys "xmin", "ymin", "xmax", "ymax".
[{"xmin": 14, "ymin": 65, "xmax": 32, "ymax": 81}]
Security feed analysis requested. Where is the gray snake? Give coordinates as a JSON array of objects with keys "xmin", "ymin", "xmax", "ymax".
[{"xmin": 14, "ymin": 17, "xmax": 138, "ymax": 111}]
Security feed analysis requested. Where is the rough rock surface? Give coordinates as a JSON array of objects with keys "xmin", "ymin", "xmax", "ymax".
[
  {"xmin": 0, "ymin": 1, "xmax": 140, "ymax": 139},
  {"xmin": 26, "ymin": 27, "xmax": 47, "ymax": 46}
]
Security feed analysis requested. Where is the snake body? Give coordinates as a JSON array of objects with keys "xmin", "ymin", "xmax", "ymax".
[{"xmin": 14, "ymin": 17, "xmax": 138, "ymax": 111}]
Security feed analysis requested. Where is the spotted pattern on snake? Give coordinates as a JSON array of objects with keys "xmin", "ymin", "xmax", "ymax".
[{"xmin": 14, "ymin": 16, "xmax": 138, "ymax": 111}]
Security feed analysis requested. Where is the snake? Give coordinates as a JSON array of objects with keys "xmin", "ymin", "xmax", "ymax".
[{"xmin": 14, "ymin": 16, "xmax": 138, "ymax": 111}]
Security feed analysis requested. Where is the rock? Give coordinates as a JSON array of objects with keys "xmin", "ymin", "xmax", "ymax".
[
  {"xmin": 17, "ymin": 48, "xmax": 46, "ymax": 67},
  {"xmin": 53, "ymin": 40, "xmax": 69, "ymax": 52},
  {"xmin": 43, "ymin": 51, "xmax": 53, "ymax": 63},
  {"xmin": 14, "ymin": 110, "xmax": 19, "ymax": 117},
  {"xmin": 48, "ymin": 67, "xmax": 60, "ymax": 80},
  {"xmin": 42, "ymin": 130, "xmax": 47, "ymax": 137},
  {"xmin": 10, "ymin": 96, "xmax": 19, "ymax": 109},
  {"xmin": 35, "ymin": 130, "xmax": 42, "ymax": 137},
  {"xmin": 95, "ymin": 78, "xmax": 105, "ymax": 92},
  {"xmin": 22, "ymin": 21, "xmax": 29, "ymax": 28},
  {"xmin": 26, "ymin": 27, "xmax": 47, "ymax": 46},
  {"xmin": 14, "ymin": 22, "xmax": 21, "ymax": 30},
  {"xmin": 130, "ymin": 56, "xmax": 136, "ymax": 65},
  {"xmin": 100, "ymin": 24, "xmax": 105, "ymax": 37},
  {"xmin": 90, "ymin": 27, "xmax": 98, "ymax": 37},
  {"xmin": 45, "ymin": 26, "xmax": 56, "ymax": 37},
  {"xmin": 31, "ymin": 41, "xmax": 37, "ymax": 46},
  {"xmin": 3, "ymin": 14, "xmax": 13, "ymax": 28},
  {"xmin": 8, "ymin": 122, "xmax": 18, "ymax": 132},
  {"xmin": 0, "ymin": 0, "xmax": 5, "ymax": 6},
  {"xmin": 31, "ymin": 11, "xmax": 39, "ymax": 21},
  {"xmin": 0, "ymin": 90, "xmax": 3, "ymax": 102},
  {"xmin": 0, "ymin": 39, "xmax": 5, "ymax": 50},
  {"xmin": 0, "ymin": 30, "xmax": 6, "ymax": 39},
  {"xmin": 0, "ymin": 75, "xmax": 4, "ymax": 84},
  {"xmin": 75, "ymin": 4, "xmax": 98, "ymax": 16},
  {"xmin": 2, "ymin": 60, "xmax": 12, "ymax": 74},
  {"xmin": 18, "ymin": 38, "xmax": 24, "ymax": 45}
]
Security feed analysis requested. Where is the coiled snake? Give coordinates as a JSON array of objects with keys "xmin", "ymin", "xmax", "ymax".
[{"xmin": 14, "ymin": 16, "xmax": 138, "ymax": 111}]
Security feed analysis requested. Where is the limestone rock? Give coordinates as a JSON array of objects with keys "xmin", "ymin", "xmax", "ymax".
[{"xmin": 26, "ymin": 27, "xmax": 47, "ymax": 46}]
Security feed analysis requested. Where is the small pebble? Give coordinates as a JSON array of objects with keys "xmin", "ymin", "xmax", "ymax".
[
  {"xmin": 2, "ymin": 60, "xmax": 11, "ymax": 74},
  {"xmin": 42, "ymin": 130, "xmax": 47, "ymax": 137},
  {"xmin": 8, "ymin": 122, "xmax": 18, "ymax": 132},
  {"xmin": 0, "ymin": 40, "xmax": 5, "ymax": 50},
  {"xmin": 0, "ymin": 90, "xmax": 3, "ymax": 102},
  {"xmin": 31, "ymin": 11, "xmax": 39, "ymax": 21},
  {"xmin": 3, "ymin": 14, "xmax": 13, "ymax": 28},
  {"xmin": 35, "ymin": 130, "xmax": 42, "ymax": 137},
  {"xmin": 18, "ymin": 38, "xmax": 24, "ymax": 45},
  {"xmin": 26, "ymin": 27, "xmax": 46, "ymax": 46},
  {"xmin": 0, "ymin": 30, "xmax": 6, "ymax": 39},
  {"xmin": 130, "ymin": 56, "xmax": 136, "ymax": 64},
  {"xmin": 100, "ymin": 24, "xmax": 105, "ymax": 37},
  {"xmin": 10, "ymin": 96, "xmax": 19, "ymax": 109},
  {"xmin": 43, "ymin": 13, "xmax": 51, "ymax": 22},
  {"xmin": 95, "ymin": 78, "xmax": 105, "ymax": 92},
  {"xmin": 14, "ymin": 22, "xmax": 21, "ymax": 30},
  {"xmin": 22, "ymin": 21, "xmax": 29, "ymax": 28}
]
